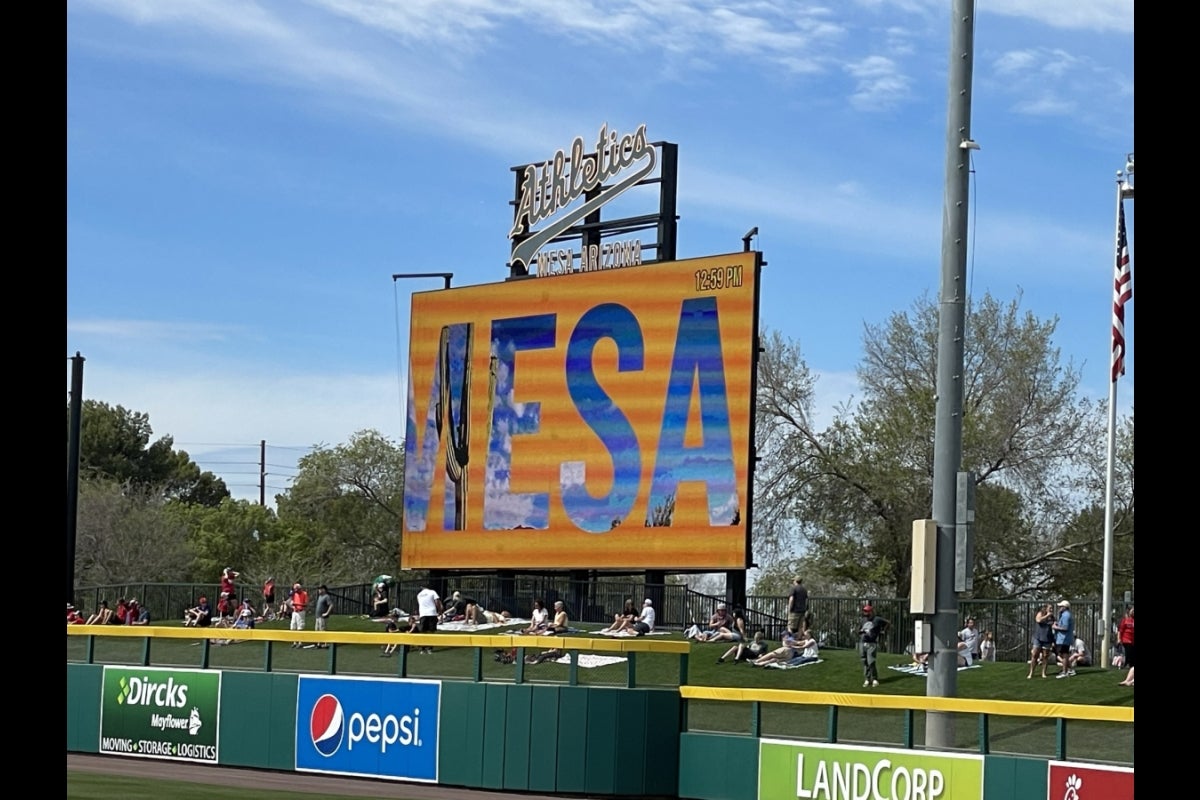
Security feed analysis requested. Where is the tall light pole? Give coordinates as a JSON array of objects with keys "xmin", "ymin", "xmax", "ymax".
[{"xmin": 927, "ymin": 0, "xmax": 977, "ymax": 750}]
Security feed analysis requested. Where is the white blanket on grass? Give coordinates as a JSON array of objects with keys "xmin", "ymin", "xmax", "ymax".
[
  {"xmin": 595, "ymin": 628, "xmax": 672, "ymax": 637},
  {"xmin": 765, "ymin": 658, "xmax": 824, "ymax": 670},
  {"xmin": 551, "ymin": 653, "xmax": 628, "ymax": 668},
  {"xmin": 888, "ymin": 663, "xmax": 981, "ymax": 676},
  {"xmin": 436, "ymin": 619, "xmax": 529, "ymax": 632}
]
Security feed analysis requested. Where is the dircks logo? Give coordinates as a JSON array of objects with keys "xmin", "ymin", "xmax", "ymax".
[{"xmin": 117, "ymin": 675, "xmax": 189, "ymax": 708}]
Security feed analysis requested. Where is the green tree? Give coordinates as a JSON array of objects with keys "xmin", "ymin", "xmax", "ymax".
[
  {"xmin": 165, "ymin": 498, "xmax": 278, "ymax": 583},
  {"xmin": 73, "ymin": 479, "xmax": 192, "ymax": 586},
  {"xmin": 272, "ymin": 429, "xmax": 404, "ymax": 583},
  {"xmin": 70, "ymin": 400, "xmax": 230, "ymax": 506},
  {"xmin": 753, "ymin": 291, "xmax": 1104, "ymax": 598}
]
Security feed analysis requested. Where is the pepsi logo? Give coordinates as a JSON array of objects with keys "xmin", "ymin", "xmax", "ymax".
[{"xmin": 309, "ymin": 694, "xmax": 345, "ymax": 757}]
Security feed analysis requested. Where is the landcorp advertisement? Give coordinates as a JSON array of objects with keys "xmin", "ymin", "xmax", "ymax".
[
  {"xmin": 98, "ymin": 666, "xmax": 221, "ymax": 763},
  {"xmin": 295, "ymin": 675, "xmax": 441, "ymax": 783},
  {"xmin": 759, "ymin": 739, "xmax": 985, "ymax": 800}
]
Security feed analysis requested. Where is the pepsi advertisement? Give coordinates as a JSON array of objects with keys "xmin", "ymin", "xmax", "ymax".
[{"xmin": 295, "ymin": 675, "xmax": 440, "ymax": 783}]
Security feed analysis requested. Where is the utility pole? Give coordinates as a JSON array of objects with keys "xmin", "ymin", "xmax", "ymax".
[
  {"xmin": 927, "ymin": 0, "xmax": 977, "ymax": 749},
  {"xmin": 66, "ymin": 352, "xmax": 85, "ymax": 604},
  {"xmin": 260, "ymin": 439, "xmax": 267, "ymax": 507}
]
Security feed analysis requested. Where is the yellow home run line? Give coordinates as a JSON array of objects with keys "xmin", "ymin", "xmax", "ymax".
[
  {"xmin": 679, "ymin": 686, "xmax": 1133, "ymax": 724},
  {"xmin": 65, "ymin": 626, "xmax": 690, "ymax": 654}
]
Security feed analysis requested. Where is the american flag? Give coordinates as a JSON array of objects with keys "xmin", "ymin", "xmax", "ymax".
[{"xmin": 1111, "ymin": 200, "xmax": 1132, "ymax": 382}]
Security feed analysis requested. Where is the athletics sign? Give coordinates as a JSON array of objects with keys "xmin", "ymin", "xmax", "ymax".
[
  {"xmin": 508, "ymin": 123, "xmax": 672, "ymax": 277},
  {"xmin": 402, "ymin": 251, "xmax": 759, "ymax": 570}
]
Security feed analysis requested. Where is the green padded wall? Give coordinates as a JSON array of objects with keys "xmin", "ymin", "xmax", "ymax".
[
  {"xmin": 555, "ymin": 686, "xmax": 591, "ymax": 794},
  {"xmin": 678, "ymin": 731, "xmax": 760, "ymax": 800},
  {"xmin": 480, "ymin": 683, "xmax": 509, "ymax": 789},
  {"xmin": 502, "ymin": 683, "xmax": 533, "ymax": 791},
  {"xmin": 984, "ymin": 754, "xmax": 1049, "ymax": 800},
  {"xmin": 528, "ymin": 685, "xmax": 561, "ymax": 793},
  {"xmin": 218, "ymin": 671, "xmax": 297, "ymax": 771},
  {"xmin": 67, "ymin": 663, "xmax": 103, "ymax": 754}
]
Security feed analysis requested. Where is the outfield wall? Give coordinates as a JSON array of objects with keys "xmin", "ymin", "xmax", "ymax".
[
  {"xmin": 67, "ymin": 662, "xmax": 1132, "ymax": 799},
  {"xmin": 66, "ymin": 663, "xmax": 679, "ymax": 796}
]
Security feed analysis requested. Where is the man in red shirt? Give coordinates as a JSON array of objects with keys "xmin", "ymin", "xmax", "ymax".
[
  {"xmin": 289, "ymin": 582, "xmax": 309, "ymax": 647},
  {"xmin": 221, "ymin": 568, "xmax": 240, "ymax": 599}
]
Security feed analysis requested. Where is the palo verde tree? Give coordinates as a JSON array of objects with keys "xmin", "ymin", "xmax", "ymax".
[{"xmin": 753, "ymin": 291, "xmax": 1104, "ymax": 598}]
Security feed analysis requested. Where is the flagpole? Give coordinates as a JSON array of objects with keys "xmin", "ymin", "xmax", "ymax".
[{"xmin": 1100, "ymin": 162, "xmax": 1133, "ymax": 669}]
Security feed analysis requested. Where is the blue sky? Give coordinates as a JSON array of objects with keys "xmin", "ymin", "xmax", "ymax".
[{"xmin": 67, "ymin": 0, "xmax": 1134, "ymax": 506}]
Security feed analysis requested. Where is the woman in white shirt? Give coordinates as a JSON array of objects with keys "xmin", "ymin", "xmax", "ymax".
[{"xmin": 523, "ymin": 599, "xmax": 549, "ymax": 634}]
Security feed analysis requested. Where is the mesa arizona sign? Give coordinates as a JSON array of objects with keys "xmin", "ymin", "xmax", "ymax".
[{"xmin": 508, "ymin": 123, "xmax": 655, "ymax": 277}]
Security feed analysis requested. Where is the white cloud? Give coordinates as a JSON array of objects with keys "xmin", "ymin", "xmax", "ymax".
[
  {"xmin": 844, "ymin": 55, "xmax": 911, "ymax": 111},
  {"xmin": 984, "ymin": 0, "xmax": 1133, "ymax": 34}
]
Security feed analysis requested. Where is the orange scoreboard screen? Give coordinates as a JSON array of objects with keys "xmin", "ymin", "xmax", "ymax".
[{"xmin": 401, "ymin": 251, "xmax": 760, "ymax": 570}]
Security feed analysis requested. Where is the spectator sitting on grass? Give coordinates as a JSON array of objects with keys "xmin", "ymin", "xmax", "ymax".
[
  {"xmin": 67, "ymin": 603, "xmax": 86, "ymax": 625},
  {"xmin": 381, "ymin": 609, "xmax": 405, "ymax": 652},
  {"xmin": 86, "ymin": 600, "xmax": 114, "ymax": 625},
  {"xmin": 699, "ymin": 608, "xmax": 746, "ymax": 644},
  {"xmin": 542, "ymin": 601, "xmax": 569, "ymax": 635},
  {"xmin": 184, "ymin": 596, "xmax": 212, "ymax": 628},
  {"xmin": 371, "ymin": 583, "xmax": 390, "ymax": 618},
  {"xmin": 752, "ymin": 628, "xmax": 800, "ymax": 667},
  {"xmin": 601, "ymin": 599, "xmax": 637, "ymax": 633},
  {"xmin": 521, "ymin": 600, "xmax": 549, "ymax": 635},
  {"xmin": 719, "ymin": 630, "xmax": 768, "ymax": 663},
  {"xmin": 629, "ymin": 599, "xmax": 655, "ymax": 636},
  {"xmin": 128, "ymin": 599, "xmax": 150, "ymax": 626}
]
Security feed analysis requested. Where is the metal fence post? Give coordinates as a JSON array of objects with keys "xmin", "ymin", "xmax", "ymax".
[
  {"xmin": 626, "ymin": 652, "xmax": 637, "ymax": 688},
  {"xmin": 141, "ymin": 636, "xmax": 151, "ymax": 667},
  {"xmin": 827, "ymin": 706, "xmax": 839, "ymax": 743}
]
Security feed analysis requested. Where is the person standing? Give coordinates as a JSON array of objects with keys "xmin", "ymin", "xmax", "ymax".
[
  {"xmin": 1026, "ymin": 603, "xmax": 1055, "ymax": 679},
  {"xmin": 221, "ymin": 568, "xmax": 240, "ymax": 600},
  {"xmin": 959, "ymin": 617, "xmax": 981, "ymax": 662},
  {"xmin": 787, "ymin": 577, "xmax": 810, "ymax": 633},
  {"xmin": 314, "ymin": 585, "xmax": 333, "ymax": 648},
  {"xmin": 858, "ymin": 604, "xmax": 889, "ymax": 688},
  {"xmin": 1117, "ymin": 605, "xmax": 1135, "ymax": 686},
  {"xmin": 1051, "ymin": 600, "xmax": 1075, "ymax": 677},
  {"xmin": 289, "ymin": 582, "xmax": 310, "ymax": 648},
  {"xmin": 416, "ymin": 582, "xmax": 442, "ymax": 654},
  {"xmin": 261, "ymin": 577, "xmax": 276, "ymax": 620}
]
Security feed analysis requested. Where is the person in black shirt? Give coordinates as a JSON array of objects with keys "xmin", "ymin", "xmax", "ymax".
[
  {"xmin": 858, "ymin": 604, "xmax": 889, "ymax": 688},
  {"xmin": 787, "ymin": 577, "xmax": 810, "ymax": 632}
]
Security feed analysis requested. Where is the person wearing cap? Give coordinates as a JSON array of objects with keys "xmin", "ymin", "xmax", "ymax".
[
  {"xmin": 415, "ymin": 581, "xmax": 442, "ymax": 654},
  {"xmin": 1051, "ymin": 600, "xmax": 1075, "ymax": 677},
  {"xmin": 128, "ymin": 599, "xmax": 150, "ymax": 626},
  {"xmin": 630, "ymin": 598, "xmax": 656, "ymax": 636},
  {"xmin": 183, "ymin": 596, "xmax": 211, "ymax": 628},
  {"xmin": 858, "ymin": 604, "xmax": 889, "ymax": 688},
  {"xmin": 289, "ymin": 582, "xmax": 309, "ymax": 647},
  {"xmin": 67, "ymin": 603, "xmax": 86, "ymax": 624}
]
